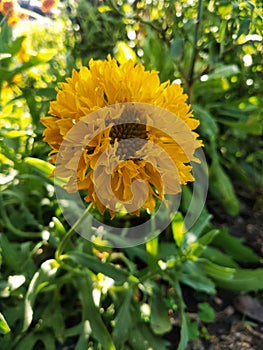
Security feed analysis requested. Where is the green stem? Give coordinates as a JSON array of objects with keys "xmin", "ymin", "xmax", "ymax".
[
  {"xmin": 188, "ymin": 0, "xmax": 203, "ymax": 100},
  {"xmin": 55, "ymin": 203, "xmax": 92, "ymax": 260}
]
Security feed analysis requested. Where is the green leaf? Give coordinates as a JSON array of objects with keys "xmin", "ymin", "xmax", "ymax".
[
  {"xmin": 208, "ymin": 65, "xmax": 240, "ymax": 79},
  {"xmin": 215, "ymin": 105, "xmax": 252, "ymax": 119},
  {"xmin": 212, "ymin": 229, "xmax": 260, "ymax": 263},
  {"xmin": 41, "ymin": 296, "xmax": 65, "ymax": 343},
  {"xmin": 171, "ymin": 37, "xmax": 184, "ymax": 61},
  {"xmin": 168, "ymin": 280, "xmax": 189, "ymax": 350},
  {"xmin": 128, "ymin": 323, "xmax": 170, "ymax": 350},
  {"xmin": 23, "ymin": 259, "xmax": 59, "ymax": 331},
  {"xmin": 22, "ymin": 88, "xmax": 39, "ymax": 127},
  {"xmin": 197, "ymin": 258, "xmax": 235, "ymax": 281},
  {"xmin": 177, "ymin": 312, "xmax": 189, "ymax": 350},
  {"xmin": 181, "ymin": 186, "xmax": 192, "ymax": 213},
  {"xmin": 0, "ymin": 234, "xmax": 20, "ymax": 271},
  {"xmin": 218, "ymin": 20, "xmax": 227, "ymax": 43},
  {"xmin": 24, "ymin": 157, "xmax": 66, "ymax": 186},
  {"xmin": 197, "ymin": 302, "xmax": 215, "ymax": 322},
  {"xmin": 198, "ymin": 229, "xmax": 219, "ymax": 246},
  {"xmin": 187, "ymin": 211, "xmax": 213, "ymax": 238},
  {"xmin": 64, "ymin": 323, "xmax": 83, "ymax": 338},
  {"xmin": 180, "ymin": 261, "xmax": 216, "ymax": 294},
  {"xmin": 150, "ymin": 285, "xmax": 172, "ymax": 335},
  {"xmin": 112, "ymin": 289, "xmax": 134, "ymax": 347},
  {"xmin": 186, "ymin": 317, "xmax": 199, "ymax": 341},
  {"xmin": 187, "ymin": 230, "xmax": 219, "ymax": 260},
  {"xmin": 24, "ymin": 157, "xmax": 54, "ymax": 178},
  {"xmin": 16, "ymin": 332, "xmax": 56, "ymax": 350},
  {"xmin": 209, "ymin": 153, "xmax": 240, "ymax": 216},
  {"xmin": 142, "ymin": 30, "xmax": 174, "ymax": 81},
  {"xmin": 193, "ymin": 104, "xmax": 219, "ymax": 141},
  {"xmin": 218, "ymin": 116, "xmax": 263, "ymax": 135},
  {"xmin": 0, "ymin": 21, "xmax": 12, "ymax": 53},
  {"xmin": 78, "ymin": 275, "xmax": 116, "ymax": 350},
  {"xmin": 66, "ymin": 251, "xmax": 137, "ymax": 284},
  {"xmin": 201, "ymin": 246, "xmax": 239, "ymax": 268},
  {"xmin": 0, "ymin": 313, "xmax": 11, "ymax": 334},
  {"xmin": 40, "ymin": 332, "xmax": 56, "ymax": 350},
  {"xmin": 158, "ymin": 242, "xmax": 177, "ymax": 261},
  {"xmin": 215, "ymin": 268, "xmax": 263, "ymax": 292},
  {"xmin": 16, "ymin": 333, "xmax": 39, "ymax": 350},
  {"xmin": 193, "ymin": 78, "xmax": 230, "ymax": 100},
  {"xmin": 7, "ymin": 36, "xmax": 26, "ymax": 56},
  {"xmin": 237, "ymin": 19, "xmax": 251, "ymax": 38}
]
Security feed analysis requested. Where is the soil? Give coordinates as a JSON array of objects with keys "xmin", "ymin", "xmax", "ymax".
[{"xmin": 186, "ymin": 189, "xmax": 263, "ymax": 350}]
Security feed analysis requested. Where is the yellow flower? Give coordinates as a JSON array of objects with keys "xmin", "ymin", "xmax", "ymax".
[
  {"xmin": 41, "ymin": 57, "xmax": 201, "ymax": 217},
  {"xmin": 17, "ymin": 39, "xmax": 31, "ymax": 63}
]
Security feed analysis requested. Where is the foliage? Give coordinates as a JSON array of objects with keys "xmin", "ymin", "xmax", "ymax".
[{"xmin": 1, "ymin": 1, "xmax": 263, "ymax": 349}]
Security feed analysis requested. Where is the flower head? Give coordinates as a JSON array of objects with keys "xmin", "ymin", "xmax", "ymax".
[
  {"xmin": 41, "ymin": 0, "xmax": 58, "ymax": 13},
  {"xmin": 41, "ymin": 57, "xmax": 201, "ymax": 217},
  {"xmin": 0, "ymin": 0, "xmax": 21, "ymax": 26}
]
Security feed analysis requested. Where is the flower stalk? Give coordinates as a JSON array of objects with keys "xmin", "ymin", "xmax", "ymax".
[{"xmin": 55, "ymin": 203, "xmax": 92, "ymax": 261}]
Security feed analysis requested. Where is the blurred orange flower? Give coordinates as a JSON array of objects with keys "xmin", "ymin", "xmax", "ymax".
[
  {"xmin": 41, "ymin": 0, "xmax": 58, "ymax": 13},
  {"xmin": 0, "ymin": 0, "xmax": 21, "ymax": 26}
]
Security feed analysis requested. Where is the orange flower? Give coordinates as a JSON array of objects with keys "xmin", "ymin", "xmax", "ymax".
[
  {"xmin": 41, "ymin": 0, "xmax": 58, "ymax": 13},
  {"xmin": 41, "ymin": 57, "xmax": 202, "ymax": 217},
  {"xmin": 0, "ymin": 0, "xmax": 21, "ymax": 26}
]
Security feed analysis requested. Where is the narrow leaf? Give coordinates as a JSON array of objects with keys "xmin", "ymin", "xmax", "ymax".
[
  {"xmin": 197, "ymin": 258, "xmax": 235, "ymax": 281},
  {"xmin": 0, "ymin": 313, "xmax": 11, "ymax": 334},
  {"xmin": 66, "ymin": 251, "xmax": 137, "ymax": 284},
  {"xmin": 78, "ymin": 275, "xmax": 116, "ymax": 350},
  {"xmin": 209, "ymin": 153, "xmax": 240, "ymax": 216},
  {"xmin": 23, "ymin": 259, "xmax": 59, "ymax": 331},
  {"xmin": 213, "ymin": 229, "xmax": 260, "ymax": 263},
  {"xmin": 215, "ymin": 268, "xmax": 263, "ymax": 292},
  {"xmin": 24, "ymin": 157, "xmax": 66, "ymax": 186}
]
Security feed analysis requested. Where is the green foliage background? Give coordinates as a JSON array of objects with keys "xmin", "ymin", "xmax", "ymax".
[{"xmin": 0, "ymin": 1, "xmax": 263, "ymax": 349}]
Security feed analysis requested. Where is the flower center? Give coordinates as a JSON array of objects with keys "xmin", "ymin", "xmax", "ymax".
[
  {"xmin": 109, "ymin": 107, "xmax": 147, "ymax": 159},
  {"xmin": 110, "ymin": 123, "xmax": 147, "ymax": 159}
]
